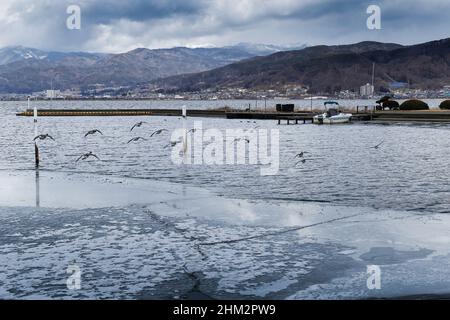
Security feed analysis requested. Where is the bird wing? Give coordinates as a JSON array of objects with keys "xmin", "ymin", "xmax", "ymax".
[
  {"xmin": 91, "ymin": 154, "xmax": 100, "ymax": 160},
  {"xmin": 97, "ymin": 130, "xmax": 103, "ymax": 135},
  {"xmin": 130, "ymin": 124, "xmax": 138, "ymax": 132},
  {"xmin": 372, "ymin": 141, "xmax": 384, "ymax": 148},
  {"xmin": 127, "ymin": 138, "xmax": 136, "ymax": 144},
  {"xmin": 33, "ymin": 135, "xmax": 39, "ymax": 141},
  {"xmin": 48, "ymin": 135, "xmax": 55, "ymax": 141},
  {"xmin": 75, "ymin": 155, "xmax": 83, "ymax": 162}
]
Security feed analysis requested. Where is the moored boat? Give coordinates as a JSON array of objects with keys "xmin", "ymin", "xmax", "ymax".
[{"xmin": 313, "ymin": 101, "xmax": 353, "ymax": 124}]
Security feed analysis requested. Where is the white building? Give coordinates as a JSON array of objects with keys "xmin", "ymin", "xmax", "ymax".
[
  {"xmin": 46, "ymin": 90, "xmax": 61, "ymax": 99},
  {"xmin": 360, "ymin": 83, "xmax": 375, "ymax": 97}
]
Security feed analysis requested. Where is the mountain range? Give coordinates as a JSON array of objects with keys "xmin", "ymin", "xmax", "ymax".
[
  {"xmin": 0, "ymin": 43, "xmax": 305, "ymax": 93},
  {"xmin": 1, "ymin": 38, "xmax": 449, "ymax": 94},
  {"xmin": 153, "ymin": 38, "xmax": 450, "ymax": 93}
]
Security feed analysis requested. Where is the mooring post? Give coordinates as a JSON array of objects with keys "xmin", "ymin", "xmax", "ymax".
[
  {"xmin": 31, "ymin": 97, "xmax": 40, "ymax": 168},
  {"xmin": 35, "ymin": 167, "xmax": 40, "ymax": 208},
  {"xmin": 182, "ymin": 105, "xmax": 188, "ymax": 157}
]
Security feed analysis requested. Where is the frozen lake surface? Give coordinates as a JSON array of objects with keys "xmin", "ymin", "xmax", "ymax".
[
  {"xmin": 1, "ymin": 171, "xmax": 450, "ymax": 299},
  {"xmin": 1, "ymin": 100, "xmax": 450, "ymax": 299}
]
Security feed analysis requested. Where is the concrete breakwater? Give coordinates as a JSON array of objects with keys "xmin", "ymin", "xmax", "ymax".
[{"xmin": 15, "ymin": 108, "xmax": 450, "ymax": 122}]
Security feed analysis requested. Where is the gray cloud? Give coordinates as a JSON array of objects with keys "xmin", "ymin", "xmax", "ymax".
[
  {"xmin": 81, "ymin": 0, "xmax": 207, "ymax": 24},
  {"xmin": 0, "ymin": 0, "xmax": 449, "ymax": 53}
]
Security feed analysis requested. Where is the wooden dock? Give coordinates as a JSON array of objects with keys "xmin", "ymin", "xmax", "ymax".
[
  {"xmin": 368, "ymin": 111, "xmax": 450, "ymax": 122},
  {"xmin": 16, "ymin": 109, "xmax": 226, "ymax": 118},
  {"xmin": 15, "ymin": 109, "xmax": 450, "ymax": 123}
]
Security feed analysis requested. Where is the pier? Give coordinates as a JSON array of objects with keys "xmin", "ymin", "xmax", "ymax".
[
  {"xmin": 16, "ymin": 108, "xmax": 226, "ymax": 118},
  {"xmin": 15, "ymin": 109, "xmax": 450, "ymax": 123}
]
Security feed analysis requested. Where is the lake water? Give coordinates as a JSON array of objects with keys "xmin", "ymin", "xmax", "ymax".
[
  {"xmin": 1, "ymin": 99, "xmax": 450, "ymax": 299},
  {"xmin": 1, "ymin": 99, "xmax": 449, "ymax": 213}
]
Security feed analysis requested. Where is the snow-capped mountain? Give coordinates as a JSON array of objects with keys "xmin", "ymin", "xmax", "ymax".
[
  {"xmin": 0, "ymin": 46, "xmax": 105, "ymax": 66},
  {"xmin": 0, "ymin": 42, "xmax": 308, "ymax": 93},
  {"xmin": 0, "ymin": 46, "xmax": 49, "ymax": 65},
  {"xmin": 227, "ymin": 42, "xmax": 307, "ymax": 56}
]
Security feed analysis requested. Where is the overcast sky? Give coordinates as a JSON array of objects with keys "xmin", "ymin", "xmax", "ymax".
[{"xmin": 0, "ymin": 0, "xmax": 449, "ymax": 53}]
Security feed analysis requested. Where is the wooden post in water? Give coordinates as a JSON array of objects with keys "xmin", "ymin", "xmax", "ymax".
[
  {"xmin": 35, "ymin": 167, "xmax": 40, "ymax": 208},
  {"xmin": 182, "ymin": 105, "xmax": 187, "ymax": 157},
  {"xmin": 31, "ymin": 97, "xmax": 40, "ymax": 167}
]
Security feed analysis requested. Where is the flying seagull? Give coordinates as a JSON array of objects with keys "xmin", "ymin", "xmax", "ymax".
[
  {"xmin": 165, "ymin": 140, "xmax": 183, "ymax": 148},
  {"xmin": 130, "ymin": 121, "xmax": 148, "ymax": 132},
  {"xmin": 33, "ymin": 134, "xmax": 54, "ymax": 141},
  {"xmin": 295, "ymin": 159, "xmax": 308, "ymax": 166},
  {"xmin": 150, "ymin": 129, "xmax": 168, "ymax": 137},
  {"xmin": 233, "ymin": 138, "xmax": 250, "ymax": 143},
  {"xmin": 84, "ymin": 129, "xmax": 103, "ymax": 138},
  {"xmin": 294, "ymin": 152, "xmax": 309, "ymax": 159},
  {"xmin": 128, "ymin": 137, "xmax": 148, "ymax": 144},
  {"xmin": 371, "ymin": 141, "xmax": 384, "ymax": 150},
  {"xmin": 76, "ymin": 152, "xmax": 100, "ymax": 162},
  {"xmin": 187, "ymin": 129, "xmax": 197, "ymax": 134}
]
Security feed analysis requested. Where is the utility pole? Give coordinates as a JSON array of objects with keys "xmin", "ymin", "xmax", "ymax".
[
  {"xmin": 372, "ymin": 62, "xmax": 375, "ymax": 96},
  {"xmin": 372, "ymin": 63, "xmax": 375, "ymax": 86}
]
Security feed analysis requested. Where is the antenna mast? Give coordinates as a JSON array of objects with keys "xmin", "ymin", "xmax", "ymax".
[{"xmin": 372, "ymin": 62, "xmax": 375, "ymax": 87}]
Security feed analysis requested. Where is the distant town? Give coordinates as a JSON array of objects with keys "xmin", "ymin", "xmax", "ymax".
[{"xmin": 1, "ymin": 83, "xmax": 449, "ymax": 101}]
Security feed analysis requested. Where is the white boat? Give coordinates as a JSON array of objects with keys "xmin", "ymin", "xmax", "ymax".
[{"xmin": 313, "ymin": 101, "xmax": 352, "ymax": 124}]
